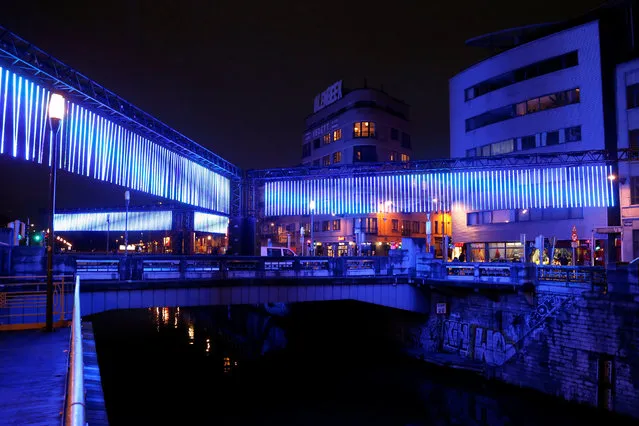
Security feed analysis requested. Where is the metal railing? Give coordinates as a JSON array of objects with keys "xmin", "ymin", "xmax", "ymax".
[
  {"xmin": 0, "ymin": 275, "xmax": 71, "ymax": 330},
  {"xmin": 65, "ymin": 276, "xmax": 85, "ymax": 426}
]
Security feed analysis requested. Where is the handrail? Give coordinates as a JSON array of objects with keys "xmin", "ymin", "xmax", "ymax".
[{"xmin": 65, "ymin": 275, "xmax": 85, "ymax": 426}]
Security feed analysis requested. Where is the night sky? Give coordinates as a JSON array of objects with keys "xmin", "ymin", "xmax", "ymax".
[{"xmin": 0, "ymin": 0, "xmax": 605, "ymax": 223}]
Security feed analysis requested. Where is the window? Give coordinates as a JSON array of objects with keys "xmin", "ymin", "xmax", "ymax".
[
  {"xmin": 630, "ymin": 129, "xmax": 639, "ymax": 150},
  {"xmin": 353, "ymin": 146, "xmax": 378, "ymax": 162},
  {"xmin": 333, "ymin": 129, "xmax": 342, "ymax": 141},
  {"xmin": 632, "ymin": 176, "xmax": 639, "ymax": 205},
  {"xmin": 323, "ymin": 134, "xmax": 331, "ymax": 145},
  {"xmin": 365, "ymin": 217, "xmax": 378, "ymax": 233},
  {"xmin": 313, "ymin": 221, "xmax": 320, "ymax": 232},
  {"xmin": 312, "ymin": 159, "xmax": 320, "ymax": 166},
  {"xmin": 466, "ymin": 88, "xmax": 580, "ymax": 132},
  {"xmin": 545, "ymin": 130, "xmax": 560, "ymax": 146},
  {"xmin": 466, "ymin": 104, "xmax": 515, "ymax": 131},
  {"xmin": 353, "ymin": 121, "xmax": 376, "ymax": 138},
  {"xmin": 402, "ymin": 220, "xmax": 411, "ymax": 236},
  {"xmin": 322, "ymin": 155, "xmax": 330, "ymax": 166},
  {"xmin": 481, "ymin": 145, "xmax": 491, "ymax": 156},
  {"xmin": 332, "ymin": 151, "xmax": 342, "ymax": 163},
  {"xmin": 412, "ymin": 221, "xmax": 420, "ymax": 233},
  {"xmin": 521, "ymin": 135, "xmax": 537, "ymax": 150},
  {"xmin": 466, "ymin": 148, "xmax": 476, "ymax": 157},
  {"xmin": 492, "ymin": 210, "xmax": 514, "ymax": 223},
  {"xmin": 332, "ymin": 219, "xmax": 341, "ymax": 231},
  {"xmin": 491, "ymin": 139, "xmax": 514, "ymax": 155},
  {"xmin": 527, "ymin": 98, "xmax": 541, "ymax": 114},
  {"xmin": 565, "ymin": 126, "xmax": 581, "ymax": 142},
  {"xmin": 401, "ymin": 132, "xmax": 411, "ymax": 149},
  {"xmin": 389, "ymin": 151, "xmax": 398, "ymax": 161},
  {"xmin": 401, "ymin": 153, "xmax": 410, "ymax": 162},
  {"xmin": 390, "ymin": 128, "xmax": 399, "ymax": 140},
  {"xmin": 302, "ymin": 143, "xmax": 311, "ymax": 158},
  {"xmin": 313, "ymin": 139, "xmax": 320, "ymax": 149},
  {"xmin": 322, "ymin": 221, "xmax": 330, "ymax": 231},
  {"xmin": 627, "ymin": 83, "xmax": 639, "ymax": 109},
  {"xmin": 516, "ymin": 102, "xmax": 527, "ymax": 116},
  {"xmin": 464, "ymin": 51, "xmax": 578, "ymax": 101},
  {"xmin": 391, "ymin": 219, "xmax": 399, "ymax": 231}
]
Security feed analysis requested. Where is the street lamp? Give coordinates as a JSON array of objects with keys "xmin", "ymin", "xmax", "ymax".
[
  {"xmin": 124, "ymin": 190, "xmax": 130, "ymax": 253},
  {"xmin": 309, "ymin": 199, "xmax": 316, "ymax": 256},
  {"xmin": 106, "ymin": 214, "xmax": 110, "ymax": 254},
  {"xmin": 46, "ymin": 93, "xmax": 65, "ymax": 332}
]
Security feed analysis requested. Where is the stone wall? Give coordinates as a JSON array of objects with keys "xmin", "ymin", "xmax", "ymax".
[{"xmin": 402, "ymin": 284, "xmax": 639, "ymax": 418}]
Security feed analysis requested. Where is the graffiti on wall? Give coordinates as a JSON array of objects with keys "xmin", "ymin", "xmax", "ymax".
[
  {"xmin": 442, "ymin": 320, "xmax": 516, "ymax": 366},
  {"xmin": 527, "ymin": 295, "xmax": 569, "ymax": 330},
  {"xmin": 441, "ymin": 294, "xmax": 571, "ymax": 366}
]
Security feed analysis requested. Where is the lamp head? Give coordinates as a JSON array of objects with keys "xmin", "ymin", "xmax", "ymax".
[{"xmin": 48, "ymin": 93, "xmax": 65, "ymax": 121}]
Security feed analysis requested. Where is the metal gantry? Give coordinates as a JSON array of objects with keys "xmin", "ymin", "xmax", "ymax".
[{"xmin": 247, "ymin": 149, "xmax": 625, "ymax": 182}]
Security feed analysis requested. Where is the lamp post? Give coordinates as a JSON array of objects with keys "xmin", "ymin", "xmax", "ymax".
[
  {"xmin": 46, "ymin": 93, "xmax": 65, "ymax": 332},
  {"xmin": 124, "ymin": 190, "xmax": 130, "ymax": 253},
  {"xmin": 106, "ymin": 214, "xmax": 110, "ymax": 254},
  {"xmin": 309, "ymin": 200, "xmax": 316, "ymax": 256}
]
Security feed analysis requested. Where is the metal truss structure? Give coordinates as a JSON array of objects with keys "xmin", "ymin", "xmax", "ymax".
[
  {"xmin": 247, "ymin": 149, "xmax": 629, "ymax": 182},
  {"xmin": 0, "ymin": 25, "xmax": 240, "ymax": 179}
]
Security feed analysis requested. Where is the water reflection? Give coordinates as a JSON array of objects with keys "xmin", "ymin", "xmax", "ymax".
[{"xmin": 92, "ymin": 302, "xmax": 635, "ymax": 426}]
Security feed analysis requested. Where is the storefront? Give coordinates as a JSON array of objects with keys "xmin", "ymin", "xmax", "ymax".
[{"xmin": 466, "ymin": 241, "xmax": 524, "ymax": 263}]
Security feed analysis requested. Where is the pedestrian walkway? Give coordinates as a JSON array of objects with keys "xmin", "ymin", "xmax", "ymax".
[{"xmin": 0, "ymin": 327, "xmax": 70, "ymax": 425}]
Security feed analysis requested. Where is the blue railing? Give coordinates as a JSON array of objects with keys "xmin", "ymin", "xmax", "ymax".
[
  {"xmin": 64, "ymin": 275, "xmax": 84, "ymax": 426},
  {"xmin": 5, "ymin": 252, "xmax": 616, "ymax": 290}
]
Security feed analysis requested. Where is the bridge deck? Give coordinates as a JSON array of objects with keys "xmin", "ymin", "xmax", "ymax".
[{"xmin": 0, "ymin": 327, "xmax": 70, "ymax": 425}]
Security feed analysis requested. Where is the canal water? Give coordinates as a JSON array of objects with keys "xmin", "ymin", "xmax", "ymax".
[{"xmin": 90, "ymin": 301, "xmax": 636, "ymax": 425}]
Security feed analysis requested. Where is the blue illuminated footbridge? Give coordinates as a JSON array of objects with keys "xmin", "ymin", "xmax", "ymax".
[
  {"xmin": 249, "ymin": 151, "xmax": 620, "ymax": 217},
  {"xmin": 0, "ymin": 25, "xmax": 238, "ymax": 219}
]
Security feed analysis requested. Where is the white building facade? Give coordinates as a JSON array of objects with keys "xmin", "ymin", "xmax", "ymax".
[
  {"xmin": 616, "ymin": 59, "xmax": 639, "ymax": 261},
  {"xmin": 450, "ymin": 20, "xmax": 613, "ymax": 264}
]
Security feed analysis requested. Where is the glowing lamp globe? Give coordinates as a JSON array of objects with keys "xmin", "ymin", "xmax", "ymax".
[{"xmin": 48, "ymin": 93, "xmax": 65, "ymax": 120}]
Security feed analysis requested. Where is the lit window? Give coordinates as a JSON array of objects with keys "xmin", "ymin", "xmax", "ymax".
[
  {"xmin": 323, "ymin": 134, "xmax": 331, "ymax": 145},
  {"xmin": 333, "ymin": 129, "xmax": 342, "ymax": 141},
  {"xmin": 400, "ymin": 153, "xmax": 410, "ymax": 162},
  {"xmin": 333, "ymin": 151, "xmax": 342, "ymax": 163},
  {"xmin": 322, "ymin": 155, "xmax": 330, "ymax": 166},
  {"xmin": 332, "ymin": 220, "xmax": 341, "ymax": 231},
  {"xmin": 353, "ymin": 121, "xmax": 376, "ymax": 138},
  {"xmin": 389, "ymin": 151, "xmax": 398, "ymax": 161},
  {"xmin": 565, "ymin": 126, "xmax": 581, "ymax": 142}
]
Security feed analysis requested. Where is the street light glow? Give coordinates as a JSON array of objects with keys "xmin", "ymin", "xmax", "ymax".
[{"xmin": 48, "ymin": 93, "xmax": 65, "ymax": 120}]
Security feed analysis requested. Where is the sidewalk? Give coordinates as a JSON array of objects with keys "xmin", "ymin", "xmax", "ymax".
[{"xmin": 0, "ymin": 327, "xmax": 71, "ymax": 425}]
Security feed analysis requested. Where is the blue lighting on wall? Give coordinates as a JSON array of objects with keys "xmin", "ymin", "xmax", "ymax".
[
  {"xmin": 264, "ymin": 165, "xmax": 615, "ymax": 216},
  {"xmin": 193, "ymin": 212, "xmax": 229, "ymax": 234},
  {"xmin": 55, "ymin": 211, "xmax": 173, "ymax": 232},
  {"xmin": 0, "ymin": 66, "xmax": 230, "ymax": 213}
]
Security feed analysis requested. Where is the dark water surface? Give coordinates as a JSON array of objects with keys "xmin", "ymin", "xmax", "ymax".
[{"xmin": 90, "ymin": 301, "xmax": 636, "ymax": 425}]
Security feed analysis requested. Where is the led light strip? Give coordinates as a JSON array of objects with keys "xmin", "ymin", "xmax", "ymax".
[
  {"xmin": 54, "ymin": 211, "xmax": 173, "ymax": 232},
  {"xmin": 264, "ymin": 165, "xmax": 615, "ymax": 216},
  {"xmin": 0, "ymin": 67, "xmax": 230, "ymax": 213}
]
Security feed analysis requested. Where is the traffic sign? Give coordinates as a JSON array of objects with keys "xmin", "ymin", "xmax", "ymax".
[{"xmin": 571, "ymin": 225, "xmax": 578, "ymax": 242}]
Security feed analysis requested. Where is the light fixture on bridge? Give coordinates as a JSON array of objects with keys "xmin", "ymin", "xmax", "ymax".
[
  {"xmin": 309, "ymin": 200, "xmax": 316, "ymax": 256},
  {"xmin": 46, "ymin": 92, "xmax": 66, "ymax": 333}
]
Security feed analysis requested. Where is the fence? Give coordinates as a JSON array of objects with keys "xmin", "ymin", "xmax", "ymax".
[{"xmin": 0, "ymin": 275, "xmax": 73, "ymax": 330}]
